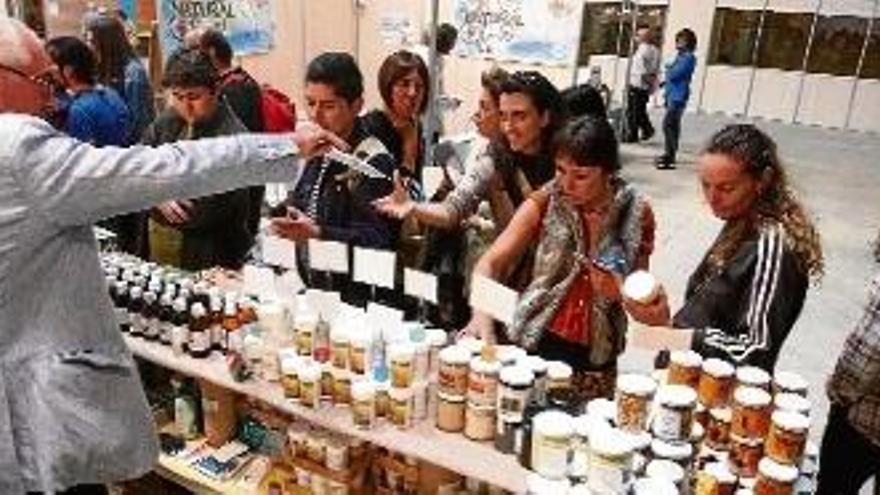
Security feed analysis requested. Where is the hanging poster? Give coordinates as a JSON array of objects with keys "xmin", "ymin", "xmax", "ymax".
[
  {"xmin": 158, "ymin": 0, "xmax": 275, "ymax": 58},
  {"xmin": 453, "ymin": 0, "xmax": 584, "ymax": 66}
]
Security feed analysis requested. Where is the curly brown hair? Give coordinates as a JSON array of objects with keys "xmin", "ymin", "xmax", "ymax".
[{"xmin": 703, "ymin": 124, "xmax": 824, "ymax": 280}]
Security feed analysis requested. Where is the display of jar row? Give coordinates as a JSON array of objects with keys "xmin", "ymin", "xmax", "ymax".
[{"xmin": 520, "ymin": 350, "xmax": 817, "ymax": 495}]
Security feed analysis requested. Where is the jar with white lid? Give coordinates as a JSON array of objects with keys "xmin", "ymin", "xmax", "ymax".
[
  {"xmin": 458, "ymin": 336, "xmax": 484, "ymax": 356},
  {"xmin": 646, "ymin": 459, "xmax": 685, "ymax": 490},
  {"xmin": 374, "ymin": 380, "xmax": 390, "ymax": 418},
  {"xmin": 299, "ymin": 363, "xmax": 322, "ymax": 409},
  {"xmin": 668, "ymin": 350, "xmax": 703, "ymax": 388},
  {"xmin": 426, "ymin": 328, "xmax": 448, "ymax": 377},
  {"xmin": 389, "ymin": 343, "xmax": 416, "ymax": 388},
  {"xmin": 330, "ymin": 326, "xmax": 350, "ymax": 370},
  {"xmin": 438, "ymin": 346, "xmax": 471, "ymax": 396},
  {"xmin": 632, "ymin": 477, "xmax": 678, "ymax": 495},
  {"xmin": 525, "ymin": 473, "xmax": 570, "ymax": 494},
  {"xmin": 519, "ymin": 355, "xmax": 549, "ymax": 405},
  {"xmin": 730, "ymin": 434, "xmax": 764, "ymax": 477},
  {"xmin": 585, "ymin": 397, "xmax": 617, "ymax": 425},
  {"xmin": 766, "ymin": 410, "xmax": 810, "ymax": 465},
  {"xmin": 699, "ymin": 358, "xmax": 735, "ymax": 408},
  {"xmin": 436, "ymin": 392, "xmax": 466, "ymax": 432},
  {"xmin": 773, "ymin": 371, "xmax": 808, "ymax": 397},
  {"xmin": 468, "ymin": 356, "xmax": 502, "ymax": 407},
  {"xmin": 774, "ymin": 393, "xmax": 811, "ymax": 417},
  {"xmin": 325, "ymin": 438, "xmax": 349, "ymax": 472},
  {"xmin": 707, "ymin": 407, "xmax": 733, "ymax": 451},
  {"xmin": 695, "ymin": 462, "xmax": 738, "ymax": 494},
  {"xmin": 498, "ymin": 365, "xmax": 534, "ymax": 422},
  {"xmin": 280, "ymin": 356, "xmax": 301, "ymax": 399},
  {"xmin": 732, "ymin": 386, "xmax": 772, "ymax": 439},
  {"xmin": 755, "ymin": 457, "xmax": 798, "ymax": 493},
  {"xmin": 616, "ymin": 373, "xmax": 657, "ymax": 432},
  {"xmin": 331, "ymin": 367, "xmax": 352, "ymax": 406},
  {"xmin": 651, "ymin": 438, "xmax": 694, "ymax": 471},
  {"xmin": 569, "ymin": 415, "xmax": 593, "ymax": 480},
  {"xmin": 624, "ymin": 430, "xmax": 653, "ymax": 476},
  {"xmin": 295, "ymin": 309, "xmax": 318, "ymax": 356},
  {"xmin": 736, "ymin": 366, "xmax": 771, "ymax": 392},
  {"xmin": 413, "ymin": 340, "xmax": 430, "ymax": 382},
  {"xmin": 652, "ymin": 384, "xmax": 697, "ymax": 441},
  {"xmin": 306, "ymin": 432, "xmax": 327, "ymax": 464},
  {"xmin": 286, "ymin": 424, "xmax": 308, "ymax": 458},
  {"xmin": 531, "ymin": 410, "xmax": 574, "ymax": 480},
  {"xmin": 496, "ymin": 345, "xmax": 526, "ymax": 367},
  {"xmin": 464, "ymin": 401, "xmax": 496, "ymax": 441},
  {"xmin": 588, "ymin": 427, "xmax": 634, "ymax": 494},
  {"xmin": 546, "ymin": 361, "xmax": 573, "ymax": 392},
  {"xmin": 348, "ymin": 331, "xmax": 371, "ymax": 376},
  {"xmin": 350, "ymin": 380, "xmax": 376, "ymax": 429},
  {"xmin": 389, "ymin": 386, "xmax": 413, "ymax": 428}
]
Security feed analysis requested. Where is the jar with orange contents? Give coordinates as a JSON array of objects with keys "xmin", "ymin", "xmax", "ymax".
[
  {"xmin": 755, "ymin": 457, "xmax": 798, "ymax": 494},
  {"xmin": 765, "ymin": 410, "xmax": 809, "ymax": 465},
  {"xmin": 729, "ymin": 433, "xmax": 764, "ymax": 478},
  {"xmin": 731, "ymin": 387, "xmax": 772, "ymax": 439},
  {"xmin": 698, "ymin": 359, "xmax": 735, "ymax": 408},
  {"xmin": 668, "ymin": 350, "xmax": 703, "ymax": 388}
]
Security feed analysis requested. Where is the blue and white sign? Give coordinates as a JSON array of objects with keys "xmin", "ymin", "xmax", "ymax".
[{"xmin": 158, "ymin": 0, "xmax": 275, "ymax": 58}]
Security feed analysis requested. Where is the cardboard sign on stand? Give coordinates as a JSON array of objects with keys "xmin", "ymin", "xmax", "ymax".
[
  {"xmin": 404, "ymin": 268, "xmax": 438, "ymax": 305},
  {"xmin": 353, "ymin": 247, "xmax": 397, "ymax": 289},
  {"xmin": 469, "ymin": 275, "xmax": 519, "ymax": 326},
  {"xmin": 308, "ymin": 239, "xmax": 349, "ymax": 274},
  {"xmin": 262, "ymin": 235, "xmax": 298, "ymax": 270}
]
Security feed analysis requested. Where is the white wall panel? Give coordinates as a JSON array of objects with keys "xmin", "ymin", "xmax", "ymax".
[
  {"xmin": 848, "ymin": 79, "xmax": 880, "ymax": 132},
  {"xmin": 796, "ymin": 74, "xmax": 856, "ymax": 127},
  {"xmin": 747, "ymin": 69, "xmax": 803, "ymax": 121},
  {"xmin": 701, "ymin": 65, "xmax": 753, "ymax": 115}
]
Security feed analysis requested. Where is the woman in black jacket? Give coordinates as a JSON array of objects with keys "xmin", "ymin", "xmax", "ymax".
[{"xmin": 626, "ymin": 124, "xmax": 823, "ymax": 371}]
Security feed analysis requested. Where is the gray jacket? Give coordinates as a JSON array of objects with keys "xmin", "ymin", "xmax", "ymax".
[{"xmin": 0, "ymin": 114, "xmax": 302, "ymax": 493}]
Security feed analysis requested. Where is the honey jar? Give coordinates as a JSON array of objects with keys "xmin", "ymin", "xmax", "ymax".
[
  {"xmin": 765, "ymin": 410, "xmax": 809, "ymax": 465},
  {"xmin": 698, "ymin": 358, "xmax": 735, "ymax": 408},
  {"xmin": 732, "ymin": 386, "xmax": 772, "ymax": 439},
  {"xmin": 668, "ymin": 350, "xmax": 703, "ymax": 388}
]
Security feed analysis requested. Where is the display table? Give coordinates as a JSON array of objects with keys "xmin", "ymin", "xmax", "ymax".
[{"xmin": 125, "ymin": 335, "xmax": 529, "ymax": 493}]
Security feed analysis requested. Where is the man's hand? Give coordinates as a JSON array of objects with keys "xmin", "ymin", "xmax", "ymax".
[
  {"xmin": 292, "ymin": 122, "xmax": 349, "ymax": 160},
  {"xmin": 155, "ymin": 200, "xmax": 193, "ymax": 225},
  {"xmin": 269, "ymin": 206, "xmax": 320, "ymax": 241}
]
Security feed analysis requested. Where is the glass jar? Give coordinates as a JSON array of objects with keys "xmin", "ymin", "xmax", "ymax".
[
  {"xmin": 494, "ymin": 416, "xmax": 523, "ymax": 455},
  {"xmin": 668, "ymin": 350, "xmax": 703, "ymax": 388},
  {"xmin": 730, "ymin": 433, "xmax": 764, "ymax": 478},
  {"xmin": 519, "ymin": 355, "xmax": 548, "ymax": 405},
  {"xmin": 325, "ymin": 438, "xmax": 350, "ymax": 472},
  {"xmin": 438, "ymin": 346, "xmax": 471, "ymax": 396},
  {"xmin": 375, "ymin": 381, "xmax": 390, "ymax": 418},
  {"xmin": 651, "ymin": 438, "xmax": 694, "ymax": 472},
  {"xmin": 299, "ymin": 363, "xmax": 322, "ymax": 409},
  {"xmin": 468, "ymin": 356, "xmax": 502, "ymax": 407},
  {"xmin": 389, "ymin": 386, "xmax": 413, "ymax": 429},
  {"xmin": 766, "ymin": 410, "xmax": 810, "ymax": 465},
  {"xmin": 426, "ymin": 328, "xmax": 448, "ymax": 377},
  {"xmin": 413, "ymin": 340, "xmax": 430, "ymax": 383},
  {"xmin": 280, "ymin": 356, "xmax": 301, "ymax": 399},
  {"xmin": 731, "ymin": 386, "xmax": 772, "ymax": 439},
  {"xmin": 389, "ymin": 343, "xmax": 416, "ymax": 389},
  {"xmin": 351, "ymin": 380, "xmax": 376, "ymax": 429},
  {"xmin": 436, "ymin": 392, "xmax": 466, "ymax": 432},
  {"xmin": 464, "ymin": 401, "xmax": 496, "ymax": 441},
  {"xmin": 755, "ymin": 457, "xmax": 798, "ymax": 494},
  {"xmin": 773, "ymin": 371, "xmax": 808, "ymax": 397},
  {"xmin": 496, "ymin": 345, "xmax": 526, "ymax": 367},
  {"xmin": 498, "ymin": 365, "xmax": 534, "ymax": 422},
  {"xmin": 774, "ymin": 393, "xmax": 811, "ymax": 418},
  {"xmin": 736, "ymin": 365, "xmax": 771, "ymax": 392},
  {"xmin": 412, "ymin": 381, "xmax": 429, "ymax": 421},
  {"xmin": 698, "ymin": 358, "xmax": 735, "ymax": 408},
  {"xmin": 331, "ymin": 367, "xmax": 352, "ymax": 406},
  {"xmin": 306, "ymin": 432, "xmax": 326, "ymax": 464},
  {"xmin": 706, "ymin": 407, "xmax": 733, "ymax": 451},
  {"xmin": 652, "ymin": 384, "xmax": 697, "ymax": 442},
  {"xmin": 546, "ymin": 361, "xmax": 573, "ymax": 392},
  {"xmin": 348, "ymin": 331, "xmax": 371, "ymax": 376},
  {"xmin": 645, "ymin": 459, "xmax": 685, "ymax": 491},
  {"xmin": 695, "ymin": 462, "xmax": 738, "ymax": 495},
  {"xmin": 295, "ymin": 310, "xmax": 318, "ymax": 356},
  {"xmin": 615, "ymin": 373, "xmax": 657, "ymax": 433},
  {"xmin": 587, "ymin": 427, "xmax": 634, "ymax": 493},
  {"xmin": 531, "ymin": 410, "xmax": 574, "ymax": 480},
  {"xmin": 330, "ymin": 327, "xmax": 350, "ymax": 370}
]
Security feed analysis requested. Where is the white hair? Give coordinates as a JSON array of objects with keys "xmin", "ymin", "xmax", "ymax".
[{"xmin": 0, "ymin": 17, "xmax": 49, "ymax": 73}]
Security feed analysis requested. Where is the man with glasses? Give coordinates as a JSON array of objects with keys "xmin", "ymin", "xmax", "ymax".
[
  {"xmin": 141, "ymin": 48, "xmax": 254, "ymax": 271},
  {"xmin": 0, "ymin": 18, "xmax": 342, "ymax": 494}
]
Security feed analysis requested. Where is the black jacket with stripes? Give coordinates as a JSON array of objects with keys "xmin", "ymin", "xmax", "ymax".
[{"xmin": 673, "ymin": 224, "xmax": 809, "ymax": 371}]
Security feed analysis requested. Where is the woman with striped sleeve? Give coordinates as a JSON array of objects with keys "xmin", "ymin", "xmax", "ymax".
[{"xmin": 625, "ymin": 124, "xmax": 823, "ymax": 371}]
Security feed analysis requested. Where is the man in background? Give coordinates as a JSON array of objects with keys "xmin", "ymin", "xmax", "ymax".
[{"xmin": 624, "ymin": 25, "xmax": 660, "ymax": 143}]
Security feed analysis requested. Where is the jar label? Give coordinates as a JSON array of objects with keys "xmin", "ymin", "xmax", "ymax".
[
  {"xmin": 653, "ymin": 409, "xmax": 684, "ymax": 440},
  {"xmin": 190, "ymin": 331, "xmax": 211, "ymax": 352},
  {"xmin": 350, "ymin": 349, "xmax": 366, "ymax": 374},
  {"xmin": 588, "ymin": 458, "xmax": 627, "ymax": 493}
]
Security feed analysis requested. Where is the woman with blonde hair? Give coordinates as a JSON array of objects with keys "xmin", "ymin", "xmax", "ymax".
[{"xmin": 627, "ymin": 124, "xmax": 823, "ymax": 371}]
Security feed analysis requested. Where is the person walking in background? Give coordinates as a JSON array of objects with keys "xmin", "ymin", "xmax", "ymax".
[
  {"xmin": 655, "ymin": 28, "xmax": 697, "ymax": 170},
  {"xmin": 816, "ymin": 270, "xmax": 880, "ymax": 494},
  {"xmin": 44, "ymin": 36, "xmax": 131, "ymax": 147},
  {"xmin": 85, "ymin": 14, "xmax": 154, "ymax": 144},
  {"xmin": 624, "ymin": 25, "xmax": 660, "ymax": 143}
]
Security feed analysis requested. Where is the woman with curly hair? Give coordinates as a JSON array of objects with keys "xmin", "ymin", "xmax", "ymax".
[{"xmin": 627, "ymin": 124, "xmax": 823, "ymax": 371}]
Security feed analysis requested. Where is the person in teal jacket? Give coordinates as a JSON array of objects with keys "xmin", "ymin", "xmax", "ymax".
[{"xmin": 656, "ymin": 28, "xmax": 697, "ymax": 170}]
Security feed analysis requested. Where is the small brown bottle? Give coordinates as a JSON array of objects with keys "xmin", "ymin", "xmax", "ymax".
[{"xmin": 188, "ymin": 302, "xmax": 211, "ymax": 359}]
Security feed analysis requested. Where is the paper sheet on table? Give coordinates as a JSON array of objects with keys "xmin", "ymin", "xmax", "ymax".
[
  {"xmin": 422, "ymin": 166, "xmax": 446, "ymax": 200},
  {"xmin": 629, "ymin": 326, "xmax": 694, "ymax": 351},
  {"xmin": 403, "ymin": 268, "xmax": 438, "ymax": 304},
  {"xmin": 353, "ymin": 247, "xmax": 396, "ymax": 289},
  {"xmin": 469, "ymin": 275, "xmax": 519, "ymax": 326},
  {"xmin": 308, "ymin": 239, "xmax": 349, "ymax": 274},
  {"xmin": 242, "ymin": 264, "xmax": 277, "ymax": 300},
  {"xmin": 262, "ymin": 235, "xmax": 298, "ymax": 270}
]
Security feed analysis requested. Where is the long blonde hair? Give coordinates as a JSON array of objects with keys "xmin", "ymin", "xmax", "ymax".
[{"xmin": 704, "ymin": 124, "xmax": 823, "ymax": 280}]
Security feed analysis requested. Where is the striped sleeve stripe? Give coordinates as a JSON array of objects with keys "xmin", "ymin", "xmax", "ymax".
[{"xmin": 747, "ymin": 226, "xmax": 783, "ymax": 350}]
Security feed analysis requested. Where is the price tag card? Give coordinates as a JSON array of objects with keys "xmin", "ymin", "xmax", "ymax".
[
  {"xmin": 422, "ymin": 166, "xmax": 446, "ymax": 199},
  {"xmin": 366, "ymin": 302, "xmax": 404, "ymax": 336},
  {"xmin": 403, "ymin": 268, "xmax": 438, "ymax": 304},
  {"xmin": 353, "ymin": 247, "xmax": 397, "ymax": 289},
  {"xmin": 308, "ymin": 239, "xmax": 349, "ymax": 274},
  {"xmin": 242, "ymin": 264, "xmax": 277, "ymax": 300},
  {"xmin": 469, "ymin": 275, "xmax": 519, "ymax": 325},
  {"xmin": 262, "ymin": 235, "xmax": 298, "ymax": 270},
  {"xmin": 629, "ymin": 326, "xmax": 694, "ymax": 351}
]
